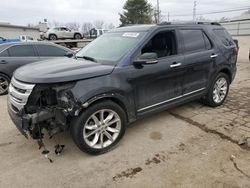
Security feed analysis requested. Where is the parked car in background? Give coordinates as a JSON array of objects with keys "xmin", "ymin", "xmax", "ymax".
[
  {"xmin": 0, "ymin": 42, "xmax": 74, "ymax": 95},
  {"xmin": 7, "ymin": 22, "xmax": 238, "ymax": 155},
  {"xmin": 89, "ymin": 28, "xmax": 108, "ymax": 38},
  {"xmin": 43, "ymin": 27, "xmax": 83, "ymax": 40},
  {"xmin": 0, "ymin": 37, "xmax": 20, "ymax": 44},
  {"xmin": 19, "ymin": 35, "xmax": 37, "ymax": 42}
]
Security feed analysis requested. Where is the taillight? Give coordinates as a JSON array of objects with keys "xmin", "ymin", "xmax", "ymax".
[{"xmin": 233, "ymin": 47, "xmax": 239, "ymax": 54}]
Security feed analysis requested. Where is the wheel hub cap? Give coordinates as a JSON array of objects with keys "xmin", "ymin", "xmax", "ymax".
[
  {"xmin": 83, "ymin": 109, "xmax": 121, "ymax": 149},
  {"xmin": 213, "ymin": 77, "xmax": 228, "ymax": 104},
  {"xmin": 0, "ymin": 76, "xmax": 9, "ymax": 94}
]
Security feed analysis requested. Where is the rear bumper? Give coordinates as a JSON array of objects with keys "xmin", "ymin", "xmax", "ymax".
[{"xmin": 232, "ymin": 66, "xmax": 237, "ymax": 82}]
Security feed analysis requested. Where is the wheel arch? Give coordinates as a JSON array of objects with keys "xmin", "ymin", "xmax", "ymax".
[
  {"xmin": 74, "ymin": 33, "xmax": 82, "ymax": 38},
  {"xmin": 0, "ymin": 72, "xmax": 11, "ymax": 79},
  {"xmin": 49, "ymin": 33, "xmax": 57, "ymax": 38},
  {"xmin": 78, "ymin": 93, "xmax": 134, "ymax": 124},
  {"xmin": 218, "ymin": 67, "xmax": 232, "ymax": 83}
]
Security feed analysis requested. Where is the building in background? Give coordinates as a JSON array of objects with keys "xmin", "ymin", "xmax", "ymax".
[
  {"xmin": 0, "ymin": 20, "xmax": 49, "ymax": 40},
  {"xmin": 221, "ymin": 14, "xmax": 250, "ymax": 36}
]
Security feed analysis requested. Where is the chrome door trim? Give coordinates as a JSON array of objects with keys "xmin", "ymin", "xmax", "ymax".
[{"xmin": 137, "ymin": 88, "xmax": 205, "ymax": 112}]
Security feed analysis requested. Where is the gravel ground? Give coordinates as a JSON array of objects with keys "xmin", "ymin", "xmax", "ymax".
[{"xmin": 0, "ymin": 36, "xmax": 249, "ymax": 188}]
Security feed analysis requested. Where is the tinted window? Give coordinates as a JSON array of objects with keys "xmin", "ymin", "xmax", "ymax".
[
  {"xmin": 203, "ymin": 33, "xmax": 212, "ymax": 50},
  {"xmin": 141, "ymin": 30, "xmax": 177, "ymax": 58},
  {"xmin": 180, "ymin": 29, "xmax": 207, "ymax": 53},
  {"xmin": 213, "ymin": 29, "xmax": 234, "ymax": 46},
  {"xmin": 0, "ymin": 49, "xmax": 9, "ymax": 57},
  {"xmin": 8, "ymin": 45, "xmax": 36, "ymax": 57},
  {"xmin": 36, "ymin": 45, "xmax": 67, "ymax": 57}
]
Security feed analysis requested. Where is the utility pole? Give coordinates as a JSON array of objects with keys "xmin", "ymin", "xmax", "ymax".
[
  {"xmin": 168, "ymin": 12, "xmax": 170, "ymax": 21},
  {"xmin": 193, "ymin": 1, "xmax": 197, "ymax": 21},
  {"xmin": 157, "ymin": 0, "xmax": 160, "ymax": 23}
]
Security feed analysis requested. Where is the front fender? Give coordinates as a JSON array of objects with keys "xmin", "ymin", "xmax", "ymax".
[{"xmin": 70, "ymin": 75, "xmax": 136, "ymax": 123}]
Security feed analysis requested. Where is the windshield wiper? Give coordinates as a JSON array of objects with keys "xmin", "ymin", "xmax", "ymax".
[{"xmin": 76, "ymin": 56, "xmax": 98, "ymax": 63}]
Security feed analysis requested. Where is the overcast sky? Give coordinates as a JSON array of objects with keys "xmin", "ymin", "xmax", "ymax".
[{"xmin": 0, "ymin": 0, "xmax": 249, "ymax": 26}]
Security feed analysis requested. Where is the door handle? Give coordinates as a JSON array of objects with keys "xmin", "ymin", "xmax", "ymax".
[
  {"xmin": 210, "ymin": 54, "xmax": 218, "ymax": 58},
  {"xmin": 0, "ymin": 60, "xmax": 7, "ymax": 64},
  {"xmin": 170, "ymin": 62, "xmax": 182, "ymax": 68}
]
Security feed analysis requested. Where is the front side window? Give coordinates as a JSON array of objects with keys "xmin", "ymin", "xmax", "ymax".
[
  {"xmin": 180, "ymin": 29, "xmax": 209, "ymax": 53},
  {"xmin": 141, "ymin": 30, "xmax": 177, "ymax": 58},
  {"xmin": 36, "ymin": 45, "xmax": 67, "ymax": 57},
  {"xmin": 76, "ymin": 32, "xmax": 146, "ymax": 64},
  {"xmin": 8, "ymin": 45, "xmax": 36, "ymax": 57}
]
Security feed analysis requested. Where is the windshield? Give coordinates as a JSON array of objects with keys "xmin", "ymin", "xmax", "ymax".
[{"xmin": 76, "ymin": 32, "xmax": 146, "ymax": 64}]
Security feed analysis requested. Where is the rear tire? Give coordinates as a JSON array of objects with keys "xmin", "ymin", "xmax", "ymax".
[
  {"xmin": 70, "ymin": 100, "xmax": 126, "ymax": 155},
  {"xmin": 0, "ymin": 73, "xmax": 10, "ymax": 96},
  {"xmin": 74, "ymin": 33, "xmax": 82, "ymax": 39},
  {"xmin": 202, "ymin": 73, "xmax": 230, "ymax": 107}
]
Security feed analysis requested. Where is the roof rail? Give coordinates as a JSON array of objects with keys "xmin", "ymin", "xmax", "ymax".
[{"xmin": 158, "ymin": 21, "xmax": 221, "ymax": 26}]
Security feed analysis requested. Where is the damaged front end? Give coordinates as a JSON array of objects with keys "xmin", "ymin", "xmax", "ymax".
[{"xmin": 8, "ymin": 77, "xmax": 81, "ymax": 140}]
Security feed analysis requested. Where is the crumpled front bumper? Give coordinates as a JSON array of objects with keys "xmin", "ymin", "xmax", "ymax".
[
  {"xmin": 7, "ymin": 97, "xmax": 29, "ymax": 138},
  {"xmin": 8, "ymin": 97, "xmax": 54, "ymax": 139}
]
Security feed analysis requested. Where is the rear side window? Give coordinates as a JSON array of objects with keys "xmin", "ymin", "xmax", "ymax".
[
  {"xmin": 213, "ymin": 29, "xmax": 234, "ymax": 47},
  {"xmin": 8, "ymin": 45, "xmax": 36, "ymax": 57},
  {"xmin": 0, "ymin": 49, "xmax": 9, "ymax": 57},
  {"xmin": 36, "ymin": 45, "xmax": 67, "ymax": 57},
  {"xmin": 180, "ymin": 29, "xmax": 211, "ymax": 53}
]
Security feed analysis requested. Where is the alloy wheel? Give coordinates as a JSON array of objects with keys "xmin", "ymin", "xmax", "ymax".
[
  {"xmin": 212, "ymin": 77, "xmax": 228, "ymax": 104},
  {"xmin": 83, "ymin": 109, "xmax": 121, "ymax": 149},
  {"xmin": 0, "ymin": 76, "xmax": 9, "ymax": 95}
]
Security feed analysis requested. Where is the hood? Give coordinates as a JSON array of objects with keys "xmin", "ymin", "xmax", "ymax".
[{"xmin": 14, "ymin": 58, "xmax": 115, "ymax": 84}]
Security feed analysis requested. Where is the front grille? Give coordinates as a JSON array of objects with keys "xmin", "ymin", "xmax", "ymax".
[{"xmin": 8, "ymin": 78, "xmax": 35, "ymax": 111}]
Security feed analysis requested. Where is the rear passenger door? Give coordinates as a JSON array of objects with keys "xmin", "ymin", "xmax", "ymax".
[
  {"xmin": 0, "ymin": 45, "xmax": 39, "ymax": 77},
  {"xmin": 35, "ymin": 44, "xmax": 68, "ymax": 61},
  {"xmin": 179, "ymin": 29, "xmax": 215, "ymax": 95}
]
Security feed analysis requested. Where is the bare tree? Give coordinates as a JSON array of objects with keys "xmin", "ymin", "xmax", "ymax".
[
  {"xmin": 48, "ymin": 21, "xmax": 62, "ymax": 28},
  {"xmin": 93, "ymin": 20, "xmax": 104, "ymax": 29},
  {"xmin": 82, "ymin": 22, "xmax": 93, "ymax": 33},
  {"xmin": 65, "ymin": 22, "xmax": 80, "ymax": 30}
]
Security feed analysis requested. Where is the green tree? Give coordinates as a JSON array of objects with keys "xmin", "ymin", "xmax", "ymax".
[{"xmin": 119, "ymin": 0, "xmax": 153, "ymax": 26}]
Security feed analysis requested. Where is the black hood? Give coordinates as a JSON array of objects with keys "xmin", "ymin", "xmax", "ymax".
[{"xmin": 14, "ymin": 58, "xmax": 115, "ymax": 84}]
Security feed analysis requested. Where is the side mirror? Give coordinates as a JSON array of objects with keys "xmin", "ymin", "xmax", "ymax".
[
  {"xmin": 65, "ymin": 52, "xmax": 74, "ymax": 58},
  {"xmin": 133, "ymin": 53, "xmax": 158, "ymax": 66}
]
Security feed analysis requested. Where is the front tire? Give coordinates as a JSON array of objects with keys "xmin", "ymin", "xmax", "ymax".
[
  {"xmin": 71, "ymin": 100, "xmax": 126, "ymax": 155},
  {"xmin": 0, "ymin": 73, "xmax": 10, "ymax": 95},
  {"xmin": 203, "ymin": 73, "xmax": 230, "ymax": 107},
  {"xmin": 49, "ymin": 34, "xmax": 57, "ymax": 40}
]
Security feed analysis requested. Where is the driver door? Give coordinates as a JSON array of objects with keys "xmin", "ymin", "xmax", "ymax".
[{"xmin": 127, "ymin": 29, "xmax": 185, "ymax": 114}]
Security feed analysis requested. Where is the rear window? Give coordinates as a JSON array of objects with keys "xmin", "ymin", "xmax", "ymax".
[
  {"xmin": 213, "ymin": 29, "xmax": 234, "ymax": 47},
  {"xmin": 36, "ymin": 45, "xmax": 67, "ymax": 57},
  {"xmin": 8, "ymin": 45, "xmax": 36, "ymax": 57},
  {"xmin": 180, "ymin": 29, "xmax": 211, "ymax": 53}
]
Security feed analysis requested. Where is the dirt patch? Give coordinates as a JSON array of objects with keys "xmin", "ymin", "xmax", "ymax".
[
  {"xmin": 0, "ymin": 142, "xmax": 13, "ymax": 147},
  {"xmin": 113, "ymin": 167, "xmax": 143, "ymax": 181},
  {"xmin": 149, "ymin": 131, "xmax": 162, "ymax": 140}
]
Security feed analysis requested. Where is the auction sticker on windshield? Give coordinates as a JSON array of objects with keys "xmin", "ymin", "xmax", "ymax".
[{"xmin": 122, "ymin": 32, "xmax": 140, "ymax": 38}]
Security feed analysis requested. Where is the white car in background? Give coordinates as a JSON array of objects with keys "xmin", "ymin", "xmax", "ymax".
[{"xmin": 43, "ymin": 27, "xmax": 83, "ymax": 40}]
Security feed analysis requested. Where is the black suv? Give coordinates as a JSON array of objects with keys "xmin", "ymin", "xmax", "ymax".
[{"xmin": 8, "ymin": 22, "xmax": 238, "ymax": 155}]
